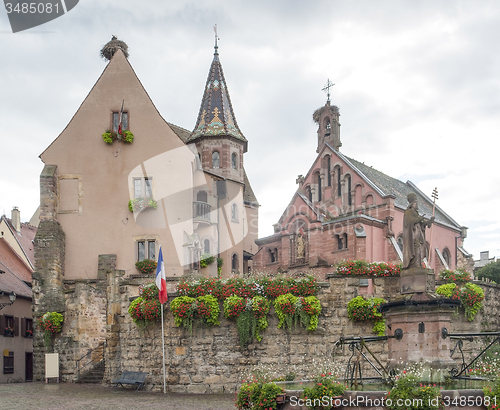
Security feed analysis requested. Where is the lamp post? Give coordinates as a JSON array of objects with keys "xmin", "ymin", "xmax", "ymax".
[{"xmin": 0, "ymin": 291, "xmax": 16, "ymax": 311}]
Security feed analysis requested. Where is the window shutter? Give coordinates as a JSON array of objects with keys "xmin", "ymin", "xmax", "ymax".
[
  {"xmin": 14, "ymin": 317, "xmax": 19, "ymax": 337},
  {"xmin": 21, "ymin": 318, "xmax": 26, "ymax": 338},
  {"xmin": 0, "ymin": 315, "xmax": 5, "ymax": 332}
]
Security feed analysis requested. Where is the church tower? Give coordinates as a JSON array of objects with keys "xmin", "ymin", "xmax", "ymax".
[
  {"xmin": 313, "ymin": 80, "xmax": 341, "ymax": 153},
  {"xmin": 187, "ymin": 36, "xmax": 247, "ymax": 184}
]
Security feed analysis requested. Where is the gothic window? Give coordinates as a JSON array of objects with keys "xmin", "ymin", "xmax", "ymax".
[
  {"xmin": 197, "ymin": 190, "xmax": 208, "ymax": 203},
  {"xmin": 134, "ymin": 177, "xmax": 152, "ymax": 199},
  {"xmin": 204, "ymin": 239, "xmax": 210, "ymax": 254},
  {"xmin": 137, "ymin": 240, "xmax": 156, "ymax": 261},
  {"xmin": 327, "ymin": 156, "xmax": 331, "ymax": 187},
  {"xmin": 347, "ymin": 175, "xmax": 352, "ymax": 206},
  {"xmin": 443, "ymin": 248, "xmax": 451, "ymax": 267},
  {"xmin": 231, "ymin": 203, "xmax": 238, "ymax": 222},
  {"xmin": 336, "ymin": 235, "xmax": 343, "ymax": 250},
  {"xmin": 317, "ymin": 172, "xmax": 322, "ymax": 202},
  {"xmin": 112, "ymin": 111, "xmax": 128, "ymax": 132},
  {"xmin": 231, "ymin": 152, "xmax": 238, "ymax": 169},
  {"xmin": 307, "ymin": 186, "xmax": 312, "ymax": 202},
  {"xmin": 268, "ymin": 248, "xmax": 278, "ymax": 263},
  {"xmin": 212, "ymin": 151, "xmax": 220, "ymax": 169},
  {"xmin": 343, "ymin": 233, "xmax": 348, "ymax": 249},
  {"xmin": 336, "ymin": 166, "xmax": 341, "ymax": 197}
]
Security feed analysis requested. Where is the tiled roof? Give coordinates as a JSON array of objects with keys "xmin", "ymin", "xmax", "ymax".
[
  {"xmin": 167, "ymin": 122, "xmax": 191, "ymax": 143},
  {"xmin": 1, "ymin": 216, "xmax": 36, "ymax": 269},
  {"xmin": 188, "ymin": 47, "xmax": 246, "ymax": 144},
  {"xmin": 0, "ymin": 239, "xmax": 32, "ymax": 298},
  {"xmin": 342, "ymin": 154, "xmax": 461, "ymax": 229},
  {"xmin": 243, "ymin": 169, "xmax": 259, "ymax": 205}
]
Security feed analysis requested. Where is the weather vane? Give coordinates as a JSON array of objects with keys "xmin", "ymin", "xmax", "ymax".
[{"xmin": 322, "ymin": 79, "xmax": 335, "ymax": 103}]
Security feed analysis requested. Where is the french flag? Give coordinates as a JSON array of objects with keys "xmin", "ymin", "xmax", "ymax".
[{"xmin": 155, "ymin": 246, "xmax": 168, "ymax": 304}]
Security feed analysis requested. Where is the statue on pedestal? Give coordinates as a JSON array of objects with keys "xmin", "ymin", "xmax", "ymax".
[{"xmin": 403, "ymin": 193, "xmax": 434, "ymax": 270}]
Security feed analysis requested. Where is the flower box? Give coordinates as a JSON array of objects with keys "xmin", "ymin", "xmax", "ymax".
[{"xmin": 4, "ymin": 328, "xmax": 14, "ymax": 337}]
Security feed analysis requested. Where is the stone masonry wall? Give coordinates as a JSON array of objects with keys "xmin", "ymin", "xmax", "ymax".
[{"xmin": 33, "ymin": 269, "xmax": 500, "ymax": 389}]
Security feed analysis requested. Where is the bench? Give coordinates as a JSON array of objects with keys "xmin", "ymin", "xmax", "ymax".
[{"xmin": 111, "ymin": 371, "xmax": 148, "ymax": 391}]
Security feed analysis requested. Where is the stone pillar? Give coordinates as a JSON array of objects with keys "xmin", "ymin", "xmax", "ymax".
[
  {"xmin": 104, "ymin": 254, "xmax": 124, "ymax": 382},
  {"xmin": 385, "ymin": 304, "xmax": 457, "ymax": 381}
]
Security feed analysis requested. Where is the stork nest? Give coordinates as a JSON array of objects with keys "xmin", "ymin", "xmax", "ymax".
[{"xmin": 100, "ymin": 37, "xmax": 129, "ymax": 61}]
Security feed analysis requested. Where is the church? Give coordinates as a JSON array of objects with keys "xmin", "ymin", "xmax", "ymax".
[{"xmin": 253, "ymin": 92, "xmax": 473, "ymax": 277}]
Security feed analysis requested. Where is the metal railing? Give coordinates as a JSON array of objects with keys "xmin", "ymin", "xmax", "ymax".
[
  {"xmin": 193, "ymin": 201, "xmax": 211, "ymax": 223},
  {"xmin": 335, "ymin": 329, "xmax": 403, "ymax": 389},
  {"xmin": 76, "ymin": 341, "xmax": 106, "ymax": 381},
  {"xmin": 442, "ymin": 328, "xmax": 500, "ymax": 379}
]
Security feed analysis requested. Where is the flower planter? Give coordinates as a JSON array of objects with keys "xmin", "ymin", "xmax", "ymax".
[{"xmin": 4, "ymin": 329, "xmax": 14, "ymax": 337}]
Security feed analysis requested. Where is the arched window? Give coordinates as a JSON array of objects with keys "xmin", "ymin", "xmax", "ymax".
[
  {"xmin": 343, "ymin": 233, "xmax": 348, "ymax": 249},
  {"xmin": 443, "ymin": 248, "xmax": 451, "ymax": 267},
  {"xmin": 232, "ymin": 253, "xmax": 239, "ymax": 272},
  {"xmin": 346, "ymin": 175, "xmax": 352, "ymax": 206},
  {"xmin": 397, "ymin": 235, "xmax": 403, "ymax": 252},
  {"xmin": 307, "ymin": 186, "xmax": 312, "ymax": 202},
  {"xmin": 204, "ymin": 239, "xmax": 210, "ymax": 254},
  {"xmin": 327, "ymin": 156, "xmax": 331, "ymax": 187},
  {"xmin": 337, "ymin": 235, "xmax": 343, "ymax": 250},
  {"xmin": 231, "ymin": 152, "xmax": 238, "ymax": 169},
  {"xmin": 324, "ymin": 118, "xmax": 331, "ymax": 136},
  {"xmin": 212, "ymin": 151, "xmax": 220, "ymax": 168},
  {"xmin": 197, "ymin": 190, "xmax": 208, "ymax": 203},
  {"xmin": 268, "ymin": 249, "xmax": 275, "ymax": 263},
  {"xmin": 336, "ymin": 166, "xmax": 341, "ymax": 197},
  {"xmin": 316, "ymin": 172, "xmax": 322, "ymax": 202},
  {"xmin": 231, "ymin": 203, "xmax": 238, "ymax": 222}
]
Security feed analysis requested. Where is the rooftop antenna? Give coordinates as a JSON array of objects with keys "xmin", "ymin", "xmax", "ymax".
[
  {"xmin": 322, "ymin": 79, "xmax": 335, "ymax": 103},
  {"xmin": 213, "ymin": 24, "xmax": 220, "ymax": 55}
]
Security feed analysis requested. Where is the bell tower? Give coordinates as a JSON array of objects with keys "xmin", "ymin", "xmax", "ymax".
[
  {"xmin": 313, "ymin": 79, "xmax": 341, "ymax": 153},
  {"xmin": 186, "ymin": 31, "xmax": 247, "ymax": 184}
]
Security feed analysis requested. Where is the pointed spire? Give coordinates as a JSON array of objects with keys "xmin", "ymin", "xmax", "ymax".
[{"xmin": 188, "ymin": 32, "xmax": 246, "ymax": 147}]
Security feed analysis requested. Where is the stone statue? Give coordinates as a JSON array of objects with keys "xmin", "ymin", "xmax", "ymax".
[
  {"xmin": 296, "ymin": 233, "xmax": 305, "ymax": 259},
  {"xmin": 402, "ymin": 193, "xmax": 434, "ymax": 270}
]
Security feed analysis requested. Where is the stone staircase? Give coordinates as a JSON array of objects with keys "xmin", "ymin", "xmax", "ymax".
[{"xmin": 77, "ymin": 361, "xmax": 105, "ymax": 384}]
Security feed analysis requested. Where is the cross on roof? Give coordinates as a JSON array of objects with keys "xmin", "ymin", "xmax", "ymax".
[{"xmin": 322, "ymin": 79, "xmax": 335, "ymax": 103}]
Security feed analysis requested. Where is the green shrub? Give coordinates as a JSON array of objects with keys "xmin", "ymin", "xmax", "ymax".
[{"xmin": 347, "ymin": 296, "xmax": 386, "ymax": 336}]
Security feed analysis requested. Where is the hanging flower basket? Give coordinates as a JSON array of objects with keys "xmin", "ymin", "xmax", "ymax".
[
  {"xmin": 128, "ymin": 197, "xmax": 157, "ymax": 212},
  {"xmin": 102, "ymin": 129, "xmax": 134, "ymax": 144},
  {"xmin": 38, "ymin": 312, "xmax": 64, "ymax": 348}
]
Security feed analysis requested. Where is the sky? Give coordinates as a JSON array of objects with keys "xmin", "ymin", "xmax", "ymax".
[{"xmin": 1, "ymin": 0, "xmax": 499, "ymax": 261}]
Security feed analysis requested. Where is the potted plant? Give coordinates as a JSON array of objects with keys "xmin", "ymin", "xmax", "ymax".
[
  {"xmin": 4, "ymin": 326, "xmax": 14, "ymax": 337},
  {"xmin": 302, "ymin": 374, "xmax": 345, "ymax": 409},
  {"xmin": 38, "ymin": 312, "xmax": 64, "ymax": 348}
]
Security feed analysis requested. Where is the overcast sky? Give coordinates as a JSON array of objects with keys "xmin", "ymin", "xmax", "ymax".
[{"xmin": 1, "ymin": 0, "xmax": 499, "ymax": 261}]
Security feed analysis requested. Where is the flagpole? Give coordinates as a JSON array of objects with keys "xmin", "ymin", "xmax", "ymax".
[{"xmin": 161, "ymin": 303, "xmax": 166, "ymax": 394}]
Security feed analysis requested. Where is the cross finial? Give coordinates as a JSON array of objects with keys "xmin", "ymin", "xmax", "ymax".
[
  {"xmin": 322, "ymin": 79, "xmax": 335, "ymax": 103},
  {"xmin": 213, "ymin": 24, "xmax": 220, "ymax": 55}
]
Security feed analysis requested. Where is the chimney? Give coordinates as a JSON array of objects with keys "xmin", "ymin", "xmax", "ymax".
[{"xmin": 11, "ymin": 207, "xmax": 20, "ymax": 233}]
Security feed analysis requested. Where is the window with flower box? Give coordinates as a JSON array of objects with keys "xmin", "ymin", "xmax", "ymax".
[
  {"xmin": 21, "ymin": 318, "xmax": 33, "ymax": 338},
  {"xmin": 3, "ymin": 351, "xmax": 13, "ymax": 374},
  {"xmin": 137, "ymin": 240, "xmax": 156, "ymax": 262},
  {"xmin": 2, "ymin": 315, "xmax": 15, "ymax": 337},
  {"xmin": 112, "ymin": 111, "xmax": 128, "ymax": 132}
]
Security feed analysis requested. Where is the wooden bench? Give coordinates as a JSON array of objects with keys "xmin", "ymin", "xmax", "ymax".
[{"xmin": 111, "ymin": 371, "xmax": 148, "ymax": 391}]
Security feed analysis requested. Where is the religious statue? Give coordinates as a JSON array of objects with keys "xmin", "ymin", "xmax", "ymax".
[
  {"xmin": 402, "ymin": 193, "xmax": 434, "ymax": 270},
  {"xmin": 296, "ymin": 233, "xmax": 305, "ymax": 259}
]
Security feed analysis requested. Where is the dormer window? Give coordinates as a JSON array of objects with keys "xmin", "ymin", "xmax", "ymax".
[
  {"xmin": 112, "ymin": 111, "xmax": 128, "ymax": 132},
  {"xmin": 212, "ymin": 151, "xmax": 220, "ymax": 169}
]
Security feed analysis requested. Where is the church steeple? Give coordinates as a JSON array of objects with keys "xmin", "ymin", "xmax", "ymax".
[
  {"xmin": 187, "ymin": 35, "xmax": 247, "ymax": 152},
  {"xmin": 313, "ymin": 80, "xmax": 341, "ymax": 153},
  {"xmin": 188, "ymin": 33, "xmax": 247, "ymax": 183}
]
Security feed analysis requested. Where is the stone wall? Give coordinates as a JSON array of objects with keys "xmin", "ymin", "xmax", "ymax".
[{"xmin": 32, "ymin": 268, "xmax": 500, "ymax": 391}]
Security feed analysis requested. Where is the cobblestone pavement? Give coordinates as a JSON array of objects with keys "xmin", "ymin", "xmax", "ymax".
[{"xmin": 0, "ymin": 382, "xmax": 236, "ymax": 410}]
